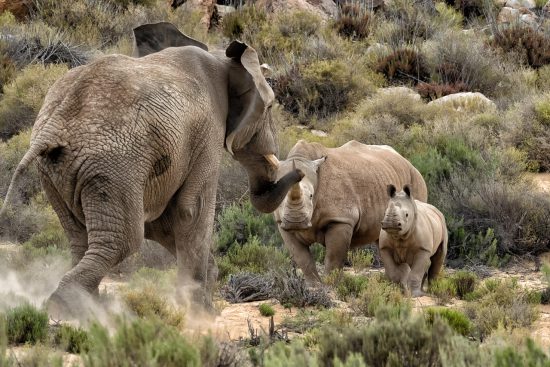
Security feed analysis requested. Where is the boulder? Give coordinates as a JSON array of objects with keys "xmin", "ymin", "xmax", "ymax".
[
  {"xmin": 428, "ymin": 92, "xmax": 496, "ymax": 112},
  {"xmin": 253, "ymin": 0, "xmax": 337, "ymax": 20},
  {"xmin": 377, "ymin": 87, "xmax": 422, "ymax": 101},
  {"xmin": 177, "ymin": 0, "xmax": 216, "ymax": 30},
  {"xmin": 505, "ymin": 0, "xmax": 536, "ymax": 9},
  {"xmin": 497, "ymin": 6, "xmax": 538, "ymax": 26}
]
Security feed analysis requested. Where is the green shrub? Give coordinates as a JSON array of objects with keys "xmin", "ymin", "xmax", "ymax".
[
  {"xmin": 259, "ymin": 303, "xmax": 275, "ymax": 317},
  {"xmin": 428, "ymin": 277, "xmax": 457, "ymax": 305},
  {"xmin": 376, "ymin": 48, "xmax": 430, "ymax": 85},
  {"xmin": 16, "ymin": 345, "xmax": 63, "ymax": 367},
  {"xmin": 83, "ymin": 318, "xmax": 201, "ymax": 367},
  {"xmin": 449, "ymin": 270, "xmax": 477, "ymax": 299},
  {"xmin": 53, "ymin": 324, "xmax": 89, "ymax": 353},
  {"xmin": 217, "ymin": 236, "xmax": 290, "ymax": 280},
  {"xmin": 465, "ymin": 278, "xmax": 539, "ymax": 340},
  {"xmin": 215, "ymin": 200, "xmax": 282, "ymax": 254},
  {"xmin": 425, "ymin": 307, "xmax": 472, "ymax": 336},
  {"xmin": 493, "ymin": 338, "xmax": 550, "ymax": 366},
  {"xmin": 310, "ymin": 243, "xmax": 325, "ymax": 264},
  {"xmin": 352, "ymin": 274, "xmax": 411, "ymax": 318},
  {"xmin": 0, "ymin": 64, "xmax": 68, "ymax": 140},
  {"xmin": 221, "ymin": 6, "xmax": 267, "ymax": 39},
  {"xmin": 5, "ymin": 304, "xmax": 48, "ymax": 345},
  {"xmin": 348, "ymin": 248, "xmax": 374, "ymax": 271},
  {"xmin": 263, "ymin": 341, "xmax": 320, "ymax": 367},
  {"xmin": 274, "ymin": 59, "xmax": 360, "ymax": 122},
  {"xmin": 316, "ymin": 314, "xmax": 487, "ymax": 367},
  {"xmin": 325, "ymin": 271, "xmax": 369, "ymax": 301},
  {"xmin": 534, "ymin": 95, "xmax": 550, "ymax": 126},
  {"xmin": 121, "ymin": 285, "xmax": 184, "ymax": 328}
]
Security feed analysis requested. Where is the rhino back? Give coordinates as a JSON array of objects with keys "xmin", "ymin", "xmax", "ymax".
[{"xmin": 309, "ymin": 140, "xmax": 427, "ymax": 244}]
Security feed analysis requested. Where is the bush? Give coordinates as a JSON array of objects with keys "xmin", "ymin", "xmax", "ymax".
[
  {"xmin": 325, "ymin": 271, "xmax": 369, "ymax": 301},
  {"xmin": 444, "ymin": 0, "xmax": 486, "ymax": 19},
  {"xmin": 217, "ymin": 236, "xmax": 290, "ymax": 280},
  {"xmin": 53, "ymin": 324, "xmax": 89, "ymax": 353},
  {"xmin": 221, "ymin": 6, "xmax": 267, "ymax": 39},
  {"xmin": 215, "ymin": 200, "xmax": 282, "ymax": 254},
  {"xmin": 464, "ymin": 278, "xmax": 539, "ymax": 340},
  {"xmin": 376, "ymin": 48, "xmax": 430, "ymax": 85},
  {"xmin": 271, "ymin": 268, "xmax": 332, "ymax": 308},
  {"xmin": 83, "ymin": 319, "xmax": 202, "ymax": 367},
  {"xmin": 493, "ymin": 338, "xmax": 550, "ymax": 366},
  {"xmin": 416, "ymin": 81, "xmax": 468, "ymax": 100},
  {"xmin": 16, "ymin": 345, "xmax": 63, "ymax": 367},
  {"xmin": 259, "ymin": 303, "xmax": 275, "ymax": 317},
  {"xmin": 428, "ymin": 277, "xmax": 457, "ymax": 305},
  {"xmin": 316, "ymin": 314, "xmax": 487, "ymax": 367},
  {"xmin": 425, "ymin": 307, "xmax": 472, "ymax": 337},
  {"xmin": 273, "ymin": 59, "xmax": 360, "ymax": 122},
  {"xmin": 352, "ymin": 274, "xmax": 411, "ymax": 318},
  {"xmin": 0, "ymin": 64, "xmax": 68, "ymax": 140},
  {"xmin": 334, "ymin": 4, "xmax": 371, "ymax": 40},
  {"xmin": 348, "ymin": 248, "xmax": 374, "ymax": 271},
  {"xmin": 5, "ymin": 304, "xmax": 48, "ymax": 345},
  {"xmin": 491, "ymin": 26, "xmax": 550, "ymax": 69},
  {"xmin": 121, "ymin": 286, "xmax": 185, "ymax": 328},
  {"xmin": 449, "ymin": 270, "xmax": 477, "ymax": 299}
]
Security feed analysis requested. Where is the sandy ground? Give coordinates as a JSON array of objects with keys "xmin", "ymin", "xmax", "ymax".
[{"xmin": 531, "ymin": 173, "xmax": 550, "ymax": 193}]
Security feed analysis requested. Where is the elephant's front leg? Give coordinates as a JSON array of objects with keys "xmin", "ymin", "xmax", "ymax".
[
  {"xmin": 408, "ymin": 249, "xmax": 431, "ymax": 297},
  {"xmin": 172, "ymin": 171, "xmax": 219, "ymax": 310},
  {"xmin": 324, "ymin": 223, "xmax": 353, "ymax": 274}
]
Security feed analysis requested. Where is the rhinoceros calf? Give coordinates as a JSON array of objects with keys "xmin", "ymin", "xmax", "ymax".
[
  {"xmin": 379, "ymin": 184, "xmax": 448, "ymax": 297},
  {"xmin": 273, "ymin": 140, "xmax": 427, "ymax": 283}
]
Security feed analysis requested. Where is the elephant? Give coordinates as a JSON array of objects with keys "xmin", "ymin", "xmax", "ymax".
[
  {"xmin": 0, "ymin": 22, "xmax": 303, "ymax": 317},
  {"xmin": 273, "ymin": 140, "xmax": 427, "ymax": 283},
  {"xmin": 379, "ymin": 184, "xmax": 448, "ymax": 297}
]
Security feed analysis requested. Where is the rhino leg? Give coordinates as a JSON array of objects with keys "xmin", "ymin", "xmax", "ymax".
[
  {"xmin": 427, "ymin": 241, "xmax": 446, "ymax": 284},
  {"xmin": 279, "ymin": 230, "xmax": 321, "ymax": 284},
  {"xmin": 324, "ymin": 223, "xmax": 353, "ymax": 274},
  {"xmin": 409, "ymin": 249, "xmax": 431, "ymax": 297},
  {"xmin": 380, "ymin": 248, "xmax": 410, "ymax": 290}
]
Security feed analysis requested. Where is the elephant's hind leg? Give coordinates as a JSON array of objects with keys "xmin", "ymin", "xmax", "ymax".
[{"xmin": 48, "ymin": 180, "xmax": 145, "ymax": 319}]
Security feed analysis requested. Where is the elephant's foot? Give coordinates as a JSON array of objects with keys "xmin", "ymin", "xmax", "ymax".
[
  {"xmin": 411, "ymin": 289, "xmax": 426, "ymax": 298},
  {"xmin": 176, "ymin": 284, "xmax": 218, "ymax": 317},
  {"xmin": 47, "ymin": 283, "xmax": 99, "ymax": 321}
]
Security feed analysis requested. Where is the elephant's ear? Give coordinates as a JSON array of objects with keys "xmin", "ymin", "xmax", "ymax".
[
  {"xmin": 132, "ymin": 22, "xmax": 208, "ymax": 57},
  {"xmin": 225, "ymin": 41, "xmax": 275, "ymax": 155}
]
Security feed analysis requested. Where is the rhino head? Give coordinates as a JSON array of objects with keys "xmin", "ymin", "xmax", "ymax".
[
  {"xmin": 381, "ymin": 184, "xmax": 417, "ymax": 236},
  {"xmin": 274, "ymin": 156, "xmax": 326, "ymax": 231}
]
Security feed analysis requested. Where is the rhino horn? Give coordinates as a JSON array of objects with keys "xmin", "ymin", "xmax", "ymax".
[{"xmin": 289, "ymin": 182, "xmax": 302, "ymax": 201}]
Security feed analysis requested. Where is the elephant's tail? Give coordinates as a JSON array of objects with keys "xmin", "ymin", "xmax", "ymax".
[{"xmin": 0, "ymin": 143, "xmax": 46, "ymax": 218}]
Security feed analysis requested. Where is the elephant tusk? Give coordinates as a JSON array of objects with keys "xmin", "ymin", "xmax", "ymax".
[
  {"xmin": 225, "ymin": 132, "xmax": 236, "ymax": 156},
  {"xmin": 264, "ymin": 154, "xmax": 279, "ymax": 169}
]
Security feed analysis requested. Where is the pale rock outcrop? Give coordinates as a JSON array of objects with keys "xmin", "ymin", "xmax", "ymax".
[
  {"xmin": 505, "ymin": 0, "xmax": 536, "ymax": 9},
  {"xmin": 253, "ymin": 0, "xmax": 337, "ymax": 20},
  {"xmin": 428, "ymin": 92, "xmax": 496, "ymax": 112},
  {"xmin": 377, "ymin": 87, "xmax": 422, "ymax": 101},
  {"xmin": 497, "ymin": 6, "xmax": 538, "ymax": 26}
]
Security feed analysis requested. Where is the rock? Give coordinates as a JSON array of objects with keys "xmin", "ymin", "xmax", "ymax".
[
  {"xmin": 179, "ymin": 0, "xmax": 216, "ymax": 30},
  {"xmin": 428, "ymin": 92, "xmax": 496, "ymax": 112},
  {"xmin": 497, "ymin": 6, "xmax": 538, "ymax": 25},
  {"xmin": 253, "ymin": 0, "xmax": 337, "ymax": 20},
  {"xmin": 505, "ymin": 0, "xmax": 536, "ymax": 9},
  {"xmin": 543, "ymin": 0, "xmax": 550, "ymax": 17},
  {"xmin": 377, "ymin": 87, "xmax": 422, "ymax": 101},
  {"xmin": 0, "ymin": 0, "xmax": 32, "ymax": 20}
]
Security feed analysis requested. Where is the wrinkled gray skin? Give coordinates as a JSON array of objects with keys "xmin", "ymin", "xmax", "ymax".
[
  {"xmin": 0, "ymin": 22, "xmax": 303, "ymax": 318},
  {"xmin": 379, "ymin": 185, "xmax": 448, "ymax": 297},
  {"xmin": 273, "ymin": 140, "xmax": 428, "ymax": 283}
]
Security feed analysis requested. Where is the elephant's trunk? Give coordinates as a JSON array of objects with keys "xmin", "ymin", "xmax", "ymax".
[{"xmin": 248, "ymin": 170, "xmax": 304, "ymax": 213}]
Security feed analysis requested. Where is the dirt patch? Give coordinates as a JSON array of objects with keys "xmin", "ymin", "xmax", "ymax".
[{"xmin": 531, "ymin": 173, "xmax": 550, "ymax": 193}]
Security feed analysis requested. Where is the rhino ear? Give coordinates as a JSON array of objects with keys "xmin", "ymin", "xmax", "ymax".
[
  {"xmin": 133, "ymin": 22, "xmax": 208, "ymax": 57},
  {"xmin": 387, "ymin": 184, "xmax": 397, "ymax": 198},
  {"xmin": 403, "ymin": 184, "xmax": 412, "ymax": 198},
  {"xmin": 312, "ymin": 156, "xmax": 326, "ymax": 172}
]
